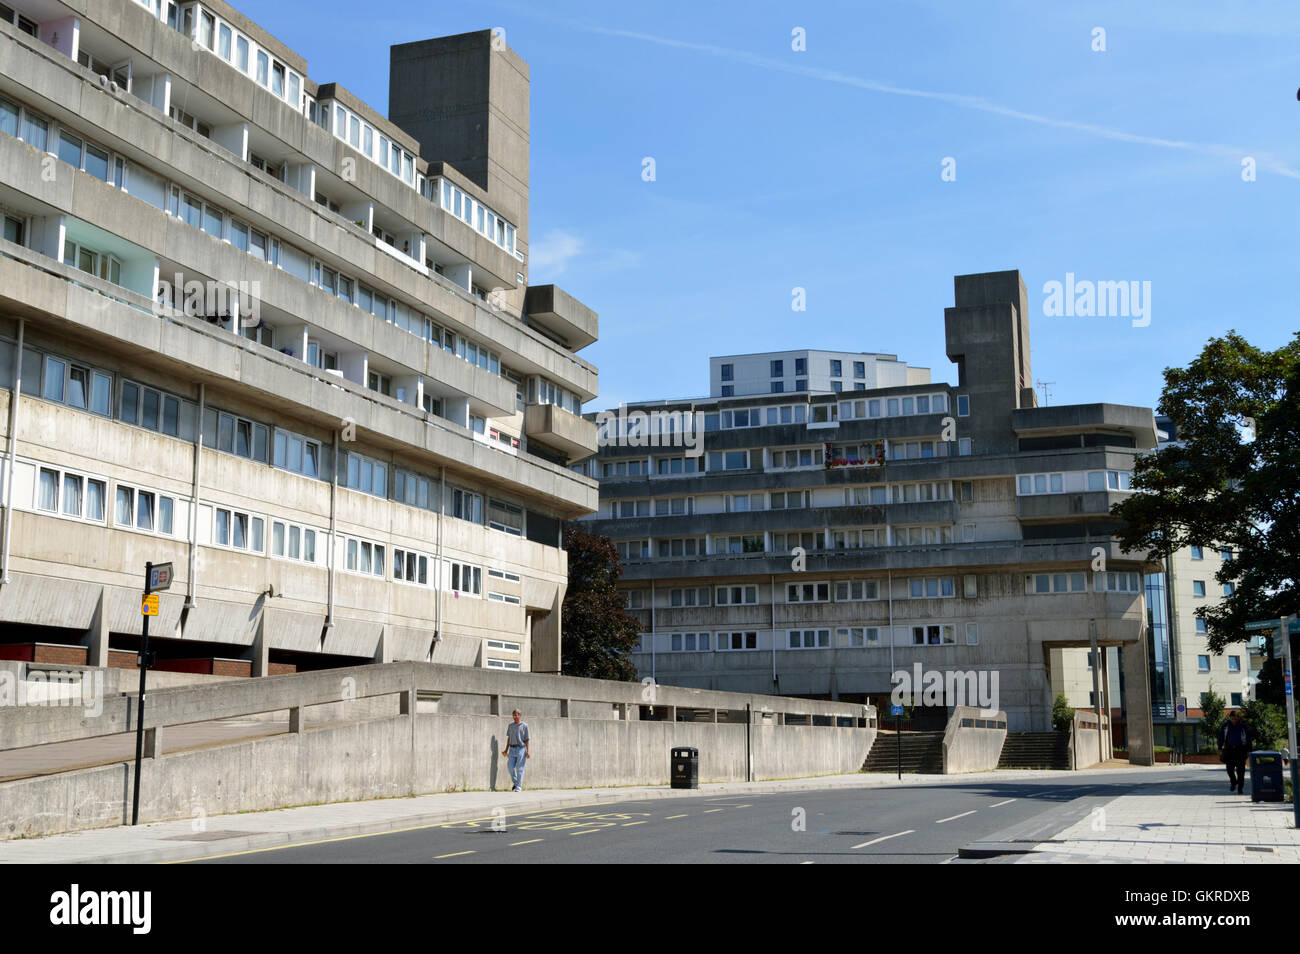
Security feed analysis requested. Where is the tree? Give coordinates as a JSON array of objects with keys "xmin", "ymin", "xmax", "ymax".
[
  {"xmin": 1112, "ymin": 331, "xmax": 1300, "ymax": 654},
  {"xmin": 560, "ymin": 525, "xmax": 642, "ymax": 681},
  {"xmin": 1051, "ymin": 693, "xmax": 1074, "ymax": 733},
  {"xmin": 1200, "ymin": 685, "xmax": 1227, "ymax": 751},
  {"xmin": 1241, "ymin": 699, "xmax": 1287, "ymax": 752}
]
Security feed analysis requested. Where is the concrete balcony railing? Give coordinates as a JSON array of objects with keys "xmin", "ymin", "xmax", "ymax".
[
  {"xmin": 0, "ymin": 19, "xmax": 598, "ymax": 398},
  {"xmin": 524, "ymin": 402, "xmax": 599, "ymax": 463},
  {"xmin": 0, "ymin": 239, "xmax": 598, "ymax": 515},
  {"xmin": 613, "ymin": 536, "xmax": 1151, "ymax": 581},
  {"xmin": 1016, "ymin": 491, "xmax": 1126, "ymax": 522}
]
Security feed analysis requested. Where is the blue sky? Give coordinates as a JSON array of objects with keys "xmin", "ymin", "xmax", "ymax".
[{"xmin": 250, "ymin": 0, "xmax": 1300, "ymax": 411}]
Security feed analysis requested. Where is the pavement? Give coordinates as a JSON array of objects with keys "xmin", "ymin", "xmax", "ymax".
[
  {"xmin": 961, "ymin": 764, "xmax": 1300, "ymax": 864},
  {"xmin": 0, "ymin": 764, "xmax": 1163, "ymax": 864}
]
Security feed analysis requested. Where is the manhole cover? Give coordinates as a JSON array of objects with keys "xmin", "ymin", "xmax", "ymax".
[{"xmin": 161, "ymin": 830, "xmax": 262, "ymax": 842}]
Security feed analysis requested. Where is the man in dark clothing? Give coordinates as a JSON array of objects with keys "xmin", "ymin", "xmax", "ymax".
[{"xmin": 1218, "ymin": 709, "xmax": 1252, "ymax": 794}]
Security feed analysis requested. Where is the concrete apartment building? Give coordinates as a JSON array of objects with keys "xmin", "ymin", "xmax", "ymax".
[
  {"xmin": 578, "ymin": 270, "xmax": 1158, "ymax": 755},
  {"xmin": 0, "ymin": 0, "xmax": 601, "ymax": 675},
  {"xmin": 1054, "ymin": 417, "xmax": 1257, "ymax": 747}
]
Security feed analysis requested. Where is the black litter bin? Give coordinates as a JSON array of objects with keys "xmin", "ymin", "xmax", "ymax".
[
  {"xmin": 1249, "ymin": 751, "xmax": 1284, "ymax": 803},
  {"xmin": 671, "ymin": 746, "xmax": 699, "ymax": 789}
]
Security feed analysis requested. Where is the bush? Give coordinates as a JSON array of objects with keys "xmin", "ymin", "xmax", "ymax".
[
  {"xmin": 1200, "ymin": 686, "xmax": 1226, "ymax": 746},
  {"xmin": 1241, "ymin": 700, "xmax": 1286, "ymax": 751},
  {"xmin": 1051, "ymin": 693, "xmax": 1074, "ymax": 733}
]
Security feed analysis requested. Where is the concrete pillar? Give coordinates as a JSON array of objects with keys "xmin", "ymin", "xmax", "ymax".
[
  {"xmin": 249, "ymin": 606, "xmax": 270, "ymax": 677},
  {"xmin": 530, "ymin": 590, "xmax": 563, "ymax": 674},
  {"xmin": 398, "ymin": 689, "xmax": 414, "ymax": 716},
  {"xmin": 560, "ymin": 699, "xmax": 570, "ymax": 718},
  {"xmin": 288, "ymin": 706, "xmax": 304, "ymax": 733},
  {"xmin": 84, "ymin": 587, "xmax": 109, "ymax": 669},
  {"xmin": 374, "ymin": 625, "xmax": 392, "ymax": 664},
  {"xmin": 1121, "ymin": 637, "xmax": 1155, "ymax": 766}
]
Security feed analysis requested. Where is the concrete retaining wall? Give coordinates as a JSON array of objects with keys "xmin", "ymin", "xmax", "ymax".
[
  {"xmin": 0, "ymin": 662, "xmax": 876, "ymax": 839},
  {"xmin": 941, "ymin": 706, "xmax": 1008, "ymax": 774},
  {"xmin": 1071, "ymin": 710, "xmax": 1111, "ymax": 769}
]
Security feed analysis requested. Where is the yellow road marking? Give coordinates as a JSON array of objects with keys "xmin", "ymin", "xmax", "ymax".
[
  {"xmin": 510, "ymin": 839, "xmax": 543, "ymax": 846},
  {"xmin": 703, "ymin": 808, "xmax": 725, "ymax": 813},
  {"xmin": 621, "ymin": 821, "xmax": 648, "ymax": 826},
  {"xmin": 666, "ymin": 814, "xmax": 688, "ymax": 819},
  {"xmin": 434, "ymin": 850, "xmax": 475, "ymax": 859},
  {"xmin": 571, "ymin": 828, "xmax": 601, "ymax": 835}
]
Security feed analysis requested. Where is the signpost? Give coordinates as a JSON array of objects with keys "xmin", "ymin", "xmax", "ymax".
[
  {"xmin": 1245, "ymin": 616, "xmax": 1300, "ymax": 828},
  {"xmin": 131, "ymin": 562, "xmax": 171, "ymax": 826}
]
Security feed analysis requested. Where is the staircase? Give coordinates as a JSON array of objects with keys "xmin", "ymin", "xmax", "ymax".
[
  {"xmin": 861, "ymin": 731, "xmax": 945, "ymax": 774},
  {"xmin": 997, "ymin": 731, "xmax": 1071, "ymax": 770}
]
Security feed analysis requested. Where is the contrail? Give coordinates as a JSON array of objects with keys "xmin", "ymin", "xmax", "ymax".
[{"xmin": 581, "ymin": 23, "xmax": 1300, "ymax": 180}]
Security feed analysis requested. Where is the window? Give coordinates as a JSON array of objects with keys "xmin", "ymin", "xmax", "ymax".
[
  {"xmin": 706, "ymin": 450, "xmax": 749, "ymax": 471},
  {"xmin": 1228, "ymin": 656, "xmax": 1241, "ymax": 674},
  {"xmin": 669, "ymin": 587, "xmax": 710, "ymax": 607},
  {"xmin": 910, "ymin": 624, "xmax": 956, "ymax": 646},
  {"xmin": 236, "ymin": 36, "xmax": 249, "ymax": 72},
  {"xmin": 834, "ymin": 580, "xmax": 878, "ymax": 601},
  {"xmin": 488, "ymin": 498, "xmax": 524, "ymax": 535},
  {"xmin": 770, "ymin": 359, "xmax": 783, "ymax": 377},
  {"xmin": 1192, "ymin": 580, "xmax": 1206, "ymax": 598},
  {"xmin": 1094, "ymin": 571, "xmax": 1143, "ymax": 593},
  {"xmin": 343, "ymin": 537, "xmax": 386, "ymax": 578},
  {"xmin": 786, "ymin": 582, "xmax": 831, "ymax": 603},
  {"xmin": 1221, "ymin": 548, "xmax": 1233, "ymax": 561},
  {"xmin": 716, "ymin": 585, "xmax": 758, "ymax": 606},
  {"xmin": 1025, "ymin": 572, "xmax": 1087, "ymax": 595},
  {"xmin": 854, "ymin": 361, "xmax": 865, "ymax": 379},
  {"xmin": 1197, "ymin": 655, "xmax": 1210, "ymax": 673},
  {"xmin": 838, "ymin": 627, "xmax": 880, "ymax": 648},
  {"xmin": 393, "ymin": 548, "xmax": 431, "ymax": 585},
  {"xmin": 957, "ymin": 438, "xmax": 972, "ymax": 456},
  {"xmin": 450, "ymin": 486, "xmax": 483, "ymax": 524},
  {"xmin": 120, "ymin": 380, "xmax": 194, "ymax": 439},
  {"xmin": 1017, "ymin": 473, "xmax": 1064, "ymax": 495},
  {"xmin": 340, "ymin": 449, "xmax": 389, "ymax": 499},
  {"xmin": 273, "ymin": 430, "xmax": 322, "ymax": 479},
  {"xmin": 201, "ymin": 408, "xmax": 269, "ymax": 462},
  {"xmin": 213, "ymin": 507, "xmax": 263, "ymax": 552},
  {"xmin": 909, "ymin": 577, "xmax": 956, "ymax": 598},
  {"xmin": 270, "ymin": 520, "xmax": 318, "ymax": 564},
  {"xmin": 1223, "ymin": 583, "xmax": 1235, "ymax": 596},
  {"xmin": 449, "ymin": 561, "xmax": 482, "ymax": 595},
  {"xmin": 956, "ymin": 395, "xmax": 970, "ymax": 417},
  {"xmin": 788, "ymin": 629, "xmax": 832, "ymax": 649},
  {"xmin": 720, "ymin": 364, "xmax": 733, "ymax": 382},
  {"xmin": 717, "ymin": 631, "xmax": 758, "ymax": 651},
  {"xmin": 965, "ymin": 622, "xmax": 979, "ymax": 645},
  {"xmin": 1190, "ymin": 546, "xmax": 1203, "ymax": 560},
  {"xmin": 113, "ymin": 483, "xmax": 175, "ymax": 535}
]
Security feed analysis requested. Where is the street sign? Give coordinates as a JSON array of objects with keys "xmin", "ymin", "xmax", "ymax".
[
  {"xmin": 148, "ymin": 563, "xmax": 174, "ymax": 591},
  {"xmin": 141, "ymin": 594, "xmax": 159, "ymax": 616},
  {"xmin": 1245, "ymin": 619, "xmax": 1300, "ymax": 634},
  {"xmin": 1176, "ymin": 697, "xmax": 1187, "ymax": 723},
  {"xmin": 890, "ymin": 704, "xmax": 903, "ymax": 716}
]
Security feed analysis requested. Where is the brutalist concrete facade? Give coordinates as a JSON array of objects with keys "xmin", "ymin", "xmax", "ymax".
[
  {"xmin": 579, "ymin": 270, "xmax": 1158, "ymax": 758},
  {"xmin": 0, "ymin": 0, "xmax": 600, "ymax": 675}
]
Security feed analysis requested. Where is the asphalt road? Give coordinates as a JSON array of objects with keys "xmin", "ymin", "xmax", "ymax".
[{"xmin": 196, "ymin": 768, "xmax": 1198, "ymax": 864}]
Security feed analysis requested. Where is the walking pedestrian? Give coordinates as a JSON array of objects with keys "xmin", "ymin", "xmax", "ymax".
[
  {"xmin": 1218, "ymin": 709, "xmax": 1252, "ymax": 794},
  {"xmin": 501, "ymin": 709, "xmax": 530, "ymax": 792}
]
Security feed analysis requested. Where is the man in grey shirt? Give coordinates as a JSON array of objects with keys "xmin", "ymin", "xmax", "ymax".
[{"xmin": 501, "ymin": 709, "xmax": 530, "ymax": 792}]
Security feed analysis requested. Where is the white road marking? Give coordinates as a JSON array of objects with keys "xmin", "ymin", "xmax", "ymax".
[
  {"xmin": 988, "ymin": 798, "xmax": 1016, "ymax": 808},
  {"xmin": 851, "ymin": 829, "xmax": 914, "ymax": 849},
  {"xmin": 935, "ymin": 810, "xmax": 977, "ymax": 824}
]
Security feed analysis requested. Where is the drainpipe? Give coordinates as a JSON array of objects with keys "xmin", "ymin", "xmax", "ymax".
[
  {"xmin": 1, "ymin": 319, "xmax": 24, "ymax": 584},
  {"xmin": 324, "ymin": 428, "xmax": 338, "ymax": 634},
  {"xmin": 434, "ymin": 465, "xmax": 445, "ymax": 656},
  {"xmin": 887, "ymin": 567, "xmax": 895, "ymax": 706},
  {"xmin": 184, "ymin": 382, "xmax": 204, "ymax": 608},
  {"xmin": 770, "ymin": 573, "xmax": 777, "ymax": 685}
]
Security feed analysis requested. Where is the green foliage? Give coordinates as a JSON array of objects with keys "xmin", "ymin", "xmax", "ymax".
[
  {"xmin": 1241, "ymin": 700, "xmax": 1287, "ymax": 752},
  {"xmin": 560, "ymin": 525, "xmax": 643, "ymax": 682},
  {"xmin": 1051, "ymin": 693, "xmax": 1074, "ymax": 733},
  {"xmin": 1111, "ymin": 331, "xmax": 1300, "ymax": 653},
  {"xmin": 1200, "ymin": 685, "xmax": 1227, "ymax": 745}
]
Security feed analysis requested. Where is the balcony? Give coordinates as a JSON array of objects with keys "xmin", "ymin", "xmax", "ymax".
[
  {"xmin": 524, "ymin": 402, "xmax": 598, "ymax": 463},
  {"xmin": 523, "ymin": 284, "xmax": 598, "ymax": 351}
]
